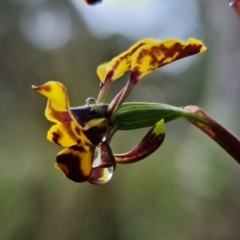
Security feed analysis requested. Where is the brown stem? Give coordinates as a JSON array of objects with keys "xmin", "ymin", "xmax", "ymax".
[
  {"xmin": 107, "ymin": 87, "xmax": 125, "ymax": 116},
  {"xmin": 229, "ymin": 0, "xmax": 240, "ymax": 18},
  {"xmin": 184, "ymin": 105, "xmax": 240, "ymax": 164},
  {"xmin": 96, "ymin": 77, "xmax": 112, "ymax": 103}
]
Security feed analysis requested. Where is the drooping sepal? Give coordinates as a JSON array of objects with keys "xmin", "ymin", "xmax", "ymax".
[
  {"xmin": 115, "ymin": 119, "xmax": 165, "ymax": 164},
  {"xmin": 55, "ymin": 143, "xmax": 95, "ymax": 182}
]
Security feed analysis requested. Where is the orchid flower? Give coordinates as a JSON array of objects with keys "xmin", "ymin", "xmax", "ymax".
[{"xmin": 33, "ymin": 37, "xmax": 210, "ymax": 184}]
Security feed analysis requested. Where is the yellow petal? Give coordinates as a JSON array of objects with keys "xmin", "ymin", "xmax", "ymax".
[
  {"xmin": 97, "ymin": 62, "xmax": 109, "ymax": 82},
  {"xmin": 33, "ymin": 81, "xmax": 103, "ymax": 148},
  {"xmin": 97, "ymin": 38, "xmax": 155, "ymax": 82},
  {"xmin": 47, "ymin": 121, "xmax": 93, "ymax": 147},
  {"xmin": 131, "ymin": 38, "xmax": 206, "ymax": 80},
  {"xmin": 82, "ymin": 118, "xmax": 108, "ymax": 131},
  {"xmin": 55, "ymin": 144, "xmax": 95, "ymax": 182},
  {"xmin": 47, "ymin": 124, "xmax": 77, "ymax": 147},
  {"xmin": 32, "ymin": 81, "xmax": 72, "ymax": 124}
]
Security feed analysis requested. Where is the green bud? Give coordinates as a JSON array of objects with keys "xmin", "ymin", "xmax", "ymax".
[{"xmin": 115, "ymin": 102, "xmax": 181, "ymax": 130}]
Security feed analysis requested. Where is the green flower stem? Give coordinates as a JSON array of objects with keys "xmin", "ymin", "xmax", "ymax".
[
  {"xmin": 184, "ymin": 105, "xmax": 240, "ymax": 164},
  {"xmin": 92, "ymin": 102, "xmax": 240, "ymax": 162},
  {"xmin": 91, "ymin": 102, "xmax": 208, "ymax": 130}
]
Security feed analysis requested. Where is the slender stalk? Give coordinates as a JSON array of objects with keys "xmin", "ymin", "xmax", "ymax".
[
  {"xmin": 108, "ymin": 80, "xmax": 137, "ymax": 122},
  {"xmin": 184, "ymin": 105, "xmax": 240, "ymax": 164},
  {"xmin": 107, "ymin": 87, "xmax": 125, "ymax": 116},
  {"xmin": 96, "ymin": 78, "xmax": 112, "ymax": 103}
]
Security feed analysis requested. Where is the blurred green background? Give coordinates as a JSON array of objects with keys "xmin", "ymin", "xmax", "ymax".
[{"xmin": 1, "ymin": 0, "xmax": 240, "ymax": 239}]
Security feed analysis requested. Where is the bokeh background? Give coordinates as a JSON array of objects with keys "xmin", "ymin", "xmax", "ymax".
[{"xmin": 1, "ymin": 0, "xmax": 240, "ymax": 239}]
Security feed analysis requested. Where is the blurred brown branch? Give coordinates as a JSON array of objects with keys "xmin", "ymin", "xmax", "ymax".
[
  {"xmin": 184, "ymin": 105, "xmax": 240, "ymax": 165},
  {"xmin": 229, "ymin": 0, "xmax": 240, "ymax": 18}
]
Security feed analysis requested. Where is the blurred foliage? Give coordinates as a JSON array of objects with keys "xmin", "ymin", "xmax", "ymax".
[{"xmin": 1, "ymin": 0, "xmax": 240, "ymax": 239}]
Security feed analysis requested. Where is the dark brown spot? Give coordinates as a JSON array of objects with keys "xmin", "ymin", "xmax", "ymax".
[
  {"xmin": 75, "ymin": 127, "xmax": 81, "ymax": 135},
  {"xmin": 136, "ymin": 42, "xmax": 202, "ymax": 72},
  {"xmin": 48, "ymin": 101, "xmax": 72, "ymax": 123},
  {"xmin": 136, "ymin": 43, "xmax": 177, "ymax": 66},
  {"xmin": 112, "ymin": 42, "xmax": 147, "ymax": 71},
  {"xmin": 54, "ymin": 111, "xmax": 72, "ymax": 123},
  {"xmin": 175, "ymin": 44, "xmax": 202, "ymax": 60},
  {"xmin": 52, "ymin": 132, "xmax": 61, "ymax": 145},
  {"xmin": 130, "ymin": 69, "xmax": 141, "ymax": 82},
  {"xmin": 70, "ymin": 145, "xmax": 86, "ymax": 152},
  {"xmin": 42, "ymin": 84, "xmax": 51, "ymax": 92},
  {"xmin": 56, "ymin": 154, "xmax": 90, "ymax": 182},
  {"xmin": 105, "ymin": 70, "xmax": 114, "ymax": 81}
]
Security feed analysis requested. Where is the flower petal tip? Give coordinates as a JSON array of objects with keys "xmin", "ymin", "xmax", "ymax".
[
  {"xmin": 188, "ymin": 38, "xmax": 207, "ymax": 52},
  {"xmin": 32, "ymin": 84, "xmax": 47, "ymax": 92},
  {"xmin": 31, "ymin": 83, "xmax": 52, "ymax": 97}
]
